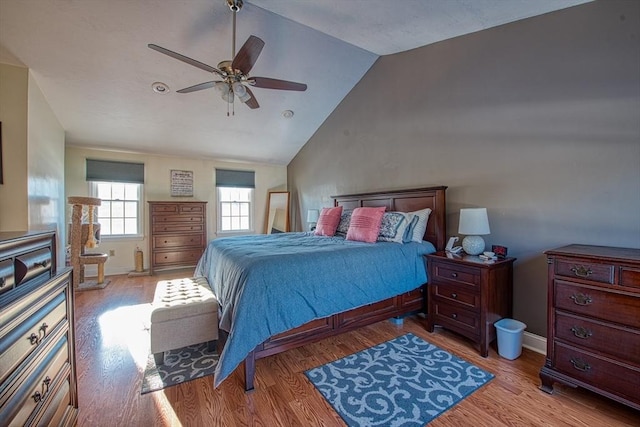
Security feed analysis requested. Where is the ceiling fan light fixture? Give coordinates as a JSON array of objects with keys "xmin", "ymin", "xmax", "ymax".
[{"xmin": 221, "ymin": 89, "xmax": 234, "ymax": 103}]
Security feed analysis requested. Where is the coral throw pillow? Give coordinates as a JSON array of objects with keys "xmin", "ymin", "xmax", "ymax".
[
  {"xmin": 314, "ymin": 206, "xmax": 343, "ymax": 236},
  {"xmin": 346, "ymin": 206, "xmax": 386, "ymax": 243}
]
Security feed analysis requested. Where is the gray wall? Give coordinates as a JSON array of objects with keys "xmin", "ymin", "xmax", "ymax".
[{"xmin": 287, "ymin": 0, "xmax": 640, "ymax": 337}]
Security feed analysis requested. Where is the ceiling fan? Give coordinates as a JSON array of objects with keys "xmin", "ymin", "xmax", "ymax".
[{"xmin": 148, "ymin": 0, "xmax": 307, "ymax": 115}]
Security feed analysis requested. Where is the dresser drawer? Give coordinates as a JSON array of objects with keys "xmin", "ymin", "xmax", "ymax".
[
  {"xmin": 153, "ymin": 214, "xmax": 204, "ymax": 224},
  {"xmin": 1, "ymin": 335, "xmax": 70, "ymax": 427},
  {"xmin": 555, "ymin": 312, "xmax": 640, "ymax": 364},
  {"xmin": 620, "ymin": 266, "xmax": 640, "ymax": 290},
  {"xmin": 432, "ymin": 284, "xmax": 479, "ymax": 310},
  {"xmin": 554, "ymin": 258, "xmax": 614, "ymax": 285},
  {"xmin": 0, "ymin": 292, "xmax": 67, "ymax": 385},
  {"xmin": 553, "ymin": 342, "xmax": 640, "ymax": 406},
  {"xmin": 152, "ymin": 223, "xmax": 204, "ymax": 234},
  {"xmin": 555, "ymin": 280, "xmax": 640, "ymax": 328},
  {"xmin": 180, "ymin": 204, "xmax": 204, "ymax": 214},
  {"xmin": 431, "ymin": 262, "xmax": 480, "ymax": 289},
  {"xmin": 431, "ymin": 301, "xmax": 479, "ymax": 336},
  {"xmin": 151, "ymin": 204, "xmax": 178, "ymax": 213},
  {"xmin": 153, "ymin": 234, "xmax": 205, "ymax": 250},
  {"xmin": 0, "ymin": 259, "xmax": 15, "ymax": 296},
  {"xmin": 153, "ymin": 249, "xmax": 203, "ymax": 267},
  {"xmin": 15, "ymin": 248, "xmax": 52, "ymax": 286}
]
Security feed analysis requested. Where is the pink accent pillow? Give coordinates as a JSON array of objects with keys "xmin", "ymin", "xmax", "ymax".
[
  {"xmin": 314, "ymin": 206, "xmax": 343, "ymax": 236},
  {"xmin": 346, "ymin": 207, "xmax": 386, "ymax": 243}
]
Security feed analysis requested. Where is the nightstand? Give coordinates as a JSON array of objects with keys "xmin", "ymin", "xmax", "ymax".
[{"xmin": 425, "ymin": 251, "xmax": 516, "ymax": 357}]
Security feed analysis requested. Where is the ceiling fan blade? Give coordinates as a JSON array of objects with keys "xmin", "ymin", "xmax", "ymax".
[
  {"xmin": 243, "ymin": 87, "xmax": 260, "ymax": 109},
  {"xmin": 231, "ymin": 35, "xmax": 265, "ymax": 75},
  {"xmin": 177, "ymin": 81, "xmax": 219, "ymax": 94},
  {"xmin": 250, "ymin": 77, "xmax": 307, "ymax": 91},
  {"xmin": 148, "ymin": 44, "xmax": 225, "ymax": 77}
]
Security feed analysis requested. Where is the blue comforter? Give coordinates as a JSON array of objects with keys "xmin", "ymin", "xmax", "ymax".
[{"xmin": 194, "ymin": 232, "xmax": 435, "ymax": 387}]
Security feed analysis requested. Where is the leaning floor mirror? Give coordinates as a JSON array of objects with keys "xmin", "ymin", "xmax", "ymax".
[{"xmin": 265, "ymin": 191, "xmax": 290, "ymax": 234}]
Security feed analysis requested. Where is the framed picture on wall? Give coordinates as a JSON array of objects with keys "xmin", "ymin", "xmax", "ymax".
[{"xmin": 170, "ymin": 169, "xmax": 193, "ymax": 197}]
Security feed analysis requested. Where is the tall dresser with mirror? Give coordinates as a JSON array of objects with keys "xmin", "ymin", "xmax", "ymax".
[
  {"xmin": 540, "ymin": 244, "xmax": 640, "ymax": 410},
  {"xmin": 0, "ymin": 230, "xmax": 78, "ymax": 426}
]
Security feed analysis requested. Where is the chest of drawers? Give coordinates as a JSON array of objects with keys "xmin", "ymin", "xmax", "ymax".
[
  {"xmin": 148, "ymin": 201, "xmax": 207, "ymax": 274},
  {"xmin": 0, "ymin": 230, "xmax": 77, "ymax": 426},
  {"xmin": 540, "ymin": 244, "xmax": 640, "ymax": 410},
  {"xmin": 426, "ymin": 252, "xmax": 516, "ymax": 357}
]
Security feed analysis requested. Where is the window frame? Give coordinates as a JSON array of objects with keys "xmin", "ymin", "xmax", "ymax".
[
  {"xmin": 216, "ymin": 186, "xmax": 254, "ymax": 235},
  {"xmin": 89, "ymin": 181, "xmax": 144, "ymax": 240}
]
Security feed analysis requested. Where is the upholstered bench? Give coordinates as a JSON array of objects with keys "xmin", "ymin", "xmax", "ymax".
[{"xmin": 150, "ymin": 277, "xmax": 219, "ymax": 365}]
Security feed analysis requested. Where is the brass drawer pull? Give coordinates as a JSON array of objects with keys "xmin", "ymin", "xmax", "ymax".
[
  {"xmin": 32, "ymin": 391, "xmax": 42, "ymax": 403},
  {"xmin": 39, "ymin": 322, "xmax": 49, "ymax": 341},
  {"xmin": 451, "ymin": 293, "xmax": 457, "ymax": 299},
  {"xmin": 570, "ymin": 326, "xmax": 592, "ymax": 339},
  {"xmin": 570, "ymin": 265, "xmax": 592, "ymax": 278},
  {"xmin": 450, "ymin": 272, "xmax": 458, "ymax": 278},
  {"xmin": 570, "ymin": 357, "xmax": 591, "ymax": 372},
  {"xmin": 451, "ymin": 313, "xmax": 458, "ymax": 319},
  {"xmin": 0, "ymin": 277, "xmax": 5, "ymax": 287},
  {"xmin": 570, "ymin": 293, "xmax": 592, "ymax": 306},
  {"xmin": 34, "ymin": 260, "xmax": 49, "ymax": 268},
  {"xmin": 31, "ymin": 376, "xmax": 51, "ymax": 403},
  {"xmin": 28, "ymin": 333, "xmax": 40, "ymax": 345}
]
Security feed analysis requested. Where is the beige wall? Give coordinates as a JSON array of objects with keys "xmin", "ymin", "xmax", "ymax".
[
  {"xmin": 287, "ymin": 0, "xmax": 640, "ymax": 337},
  {"xmin": 1, "ymin": 64, "xmax": 65, "ymax": 265},
  {"xmin": 0, "ymin": 63, "xmax": 29, "ymax": 231},
  {"xmin": 65, "ymin": 146, "xmax": 287, "ymax": 275}
]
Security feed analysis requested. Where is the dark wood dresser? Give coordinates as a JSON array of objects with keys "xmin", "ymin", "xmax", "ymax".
[
  {"xmin": 425, "ymin": 252, "xmax": 516, "ymax": 357},
  {"xmin": 540, "ymin": 244, "xmax": 640, "ymax": 410},
  {"xmin": 0, "ymin": 230, "xmax": 78, "ymax": 426},
  {"xmin": 148, "ymin": 201, "xmax": 207, "ymax": 274}
]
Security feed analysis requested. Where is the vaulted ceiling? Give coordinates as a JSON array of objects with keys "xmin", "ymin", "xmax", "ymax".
[{"xmin": 0, "ymin": 0, "xmax": 590, "ymax": 165}]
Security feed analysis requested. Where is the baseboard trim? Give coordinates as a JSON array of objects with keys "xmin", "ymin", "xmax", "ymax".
[{"xmin": 522, "ymin": 331, "xmax": 547, "ymax": 355}]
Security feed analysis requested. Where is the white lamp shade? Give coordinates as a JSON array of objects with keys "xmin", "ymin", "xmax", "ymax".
[
  {"xmin": 458, "ymin": 208, "xmax": 490, "ymax": 235},
  {"xmin": 307, "ymin": 209, "xmax": 319, "ymax": 223}
]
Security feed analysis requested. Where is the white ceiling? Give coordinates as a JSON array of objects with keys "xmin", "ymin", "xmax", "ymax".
[{"xmin": 0, "ymin": 0, "xmax": 590, "ymax": 165}]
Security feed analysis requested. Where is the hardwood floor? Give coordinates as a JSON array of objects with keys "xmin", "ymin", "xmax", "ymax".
[{"xmin": 73, "ymin": 271, "xmax": 640, "ymax": 426}]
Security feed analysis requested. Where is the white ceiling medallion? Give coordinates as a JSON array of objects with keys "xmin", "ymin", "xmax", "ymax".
[{"xmin": 282, "ymin": 110, "xmax": 294, "ymax": 118}]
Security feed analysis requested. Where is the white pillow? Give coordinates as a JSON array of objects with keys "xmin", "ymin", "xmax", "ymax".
[{"xmin": 408, "ymin": 208, "xmax": 432, "ymax": 242}]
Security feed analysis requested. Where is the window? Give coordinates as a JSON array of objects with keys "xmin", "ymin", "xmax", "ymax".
[
  {"xmin": 85, "ymin": 159, "xmax": 145, "ymax": 238},
  {"xmin": 217, "ymin": 187, "xmax": 253, "ymax": 232},
  {"xmin": 90, "ymin": 182, "xmax": 142, "ymax": 237},
  {"xmin": 215, "ymin": 168, "xmax": 255, "ymax": 233}
]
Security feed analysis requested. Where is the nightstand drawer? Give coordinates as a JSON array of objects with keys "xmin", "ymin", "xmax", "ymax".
[
  {"xmin": 620, "ymin": 266, "xmax": 640, "ymax": 290},
  {"xmin": 432, "ymin": 301, "xmax": 479, "ymax": 334},
  {"xmin": 432, "ymin": 284, "xmax": 478, "ymax": 310},
  {"xmin": 554, "ymin": 259, "xmax": 614, "ymax": 285},
  {"xmin": 555, "ymin": 280, "xmax": 640, "ymax": 328},
  {"xmin": 432, "ymin": 262, "xmax": 480, "ymax": 288},
  {"xmin": 555, "ymin": 312, "xmax": 640, "ymax": 364}
]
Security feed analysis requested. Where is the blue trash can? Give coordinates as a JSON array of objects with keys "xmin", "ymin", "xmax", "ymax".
[{"xmin": 494, "ymin": 318, "xmax": 527, "ymax": 360}]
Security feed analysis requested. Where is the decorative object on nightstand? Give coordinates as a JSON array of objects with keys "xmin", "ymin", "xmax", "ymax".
[
  {"xmin": 425, "ymin": 251, "xmax": 516, "ymax": 357},
  {"xmin": 307, "ymin": 209, "xmax": 319, "ymax": 231},
  {"xmin": 458, "ymin": 208, "xmax": 490, "ymax": 255}
]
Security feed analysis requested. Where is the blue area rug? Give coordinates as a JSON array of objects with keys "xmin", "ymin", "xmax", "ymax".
[
  {"xmin": 141, "ymin": 342, "xmax": 219, "ymax": 394},
  {"xmin": 305, "ymin": 333, "xmax": 494, "ymax": 426}
]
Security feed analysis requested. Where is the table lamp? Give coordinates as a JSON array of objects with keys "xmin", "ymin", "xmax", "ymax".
[{"xmin": 458, "ymin": 208, "xmax": 490, "ymax": 255}]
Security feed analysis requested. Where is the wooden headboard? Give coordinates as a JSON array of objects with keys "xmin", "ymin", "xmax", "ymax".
[{"xmin": 332, "ymin": 186, "xmax": 447, "ymax": 251}]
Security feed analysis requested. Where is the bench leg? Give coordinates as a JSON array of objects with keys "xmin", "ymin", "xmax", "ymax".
[
  {"xmin": 97, "ymin": 262, "xmax": 105, "ymax": 284},
  {"xmin": 154, "ymin": 352, "xmax": 164, "ymax": 366}
]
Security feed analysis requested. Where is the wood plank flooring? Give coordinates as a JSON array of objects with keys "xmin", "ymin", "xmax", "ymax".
[{"xmin": 73, "ymin": 271, "xmax": 640, "ymax": 426}]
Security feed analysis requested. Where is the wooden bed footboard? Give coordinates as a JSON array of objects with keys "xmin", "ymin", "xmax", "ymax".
[{"xmin": 241, "ymin": 186, "xmax": 447, "ymax": 391}]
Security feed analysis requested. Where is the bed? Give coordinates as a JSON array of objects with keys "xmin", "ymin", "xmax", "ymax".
[{"xmin": 195, "ymin": 186, "xmax": 447, "ymax": 390}]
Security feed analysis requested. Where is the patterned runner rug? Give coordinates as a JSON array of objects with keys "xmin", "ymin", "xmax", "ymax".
[
  {"xmin": 305, "ymin": 333, "xmax": 494, "ymax": 426},
  {"xmin": 141, "ymin": 342, "xmax": 219, "ymax": 394}
]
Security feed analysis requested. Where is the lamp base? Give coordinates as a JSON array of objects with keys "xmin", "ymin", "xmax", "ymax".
[{"xmin": 462, "ymin": 235, "xmax": 485, "ymax": 256}]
